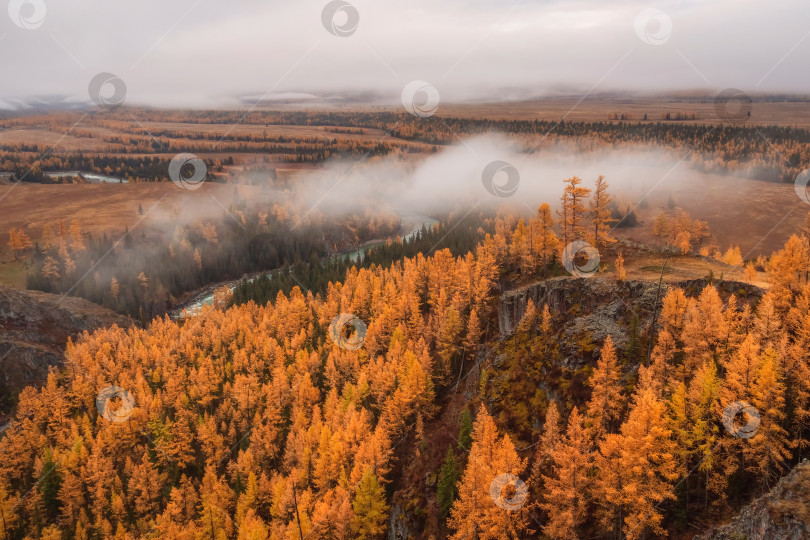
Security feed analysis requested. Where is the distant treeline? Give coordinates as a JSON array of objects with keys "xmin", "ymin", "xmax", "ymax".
[
  {"xmin": 2, "ymin": 110, "xmax": 809, "ymax": 183},
  {"xmin": 6, "ymin": 156, "xmax": 223, "ymax": 184}
]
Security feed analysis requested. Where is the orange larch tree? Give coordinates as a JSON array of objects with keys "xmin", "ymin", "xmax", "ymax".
[
  {"xmin": 7, "ymin": 228, "xmax": 32, "ymax": 260},
  {"xmin": 557, "ymin": 176, "xmax": 591, "ymax": 246},
  {"xmin": 585, "ymin": 335, "xmax": 625, "ymax": 441},
  {"xmin": 448, "ymin": 405, "xmax": 530, "ymax": 539},
  {"xmin": 746, "ymin": 347, "xmax": 791, "ymax": 488},
  {"xmin": 611, "ymin": 387, "xmax": 678, "ymax": 540},
  {"xmin": 533, "ymin": 202, "xmax": 559, "ymax": 274},
  {"xmin": 540, "ymin": 407, "xmax": 591, "ymax": 540},
  {"xmin": 589, "ymin": 175, "xmax": 616, "ymax": 250}
]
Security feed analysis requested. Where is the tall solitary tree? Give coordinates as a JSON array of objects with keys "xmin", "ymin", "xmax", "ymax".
[
  {"xmin": 557, "ymin": 176, "xmax": 591, "ymax": 246},
  {"xmin": 589, "ymin": 175, "xmax": 617, "ymax": 249}
]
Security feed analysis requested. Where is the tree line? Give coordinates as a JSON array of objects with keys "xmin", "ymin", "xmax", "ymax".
[{"xmin": 2, "ymin": 109, "xmax": 809, "ymax": 184}]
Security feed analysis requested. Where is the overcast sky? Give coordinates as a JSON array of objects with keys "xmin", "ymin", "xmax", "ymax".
[{"xmin": 1, "ymin": 0, "xmax": 808, "ymax": 109}]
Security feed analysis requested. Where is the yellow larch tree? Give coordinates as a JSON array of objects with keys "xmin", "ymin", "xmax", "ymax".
[
  {"xmin": 533, "ymin": 202, "xmax": 559, "ymax": 274},
  {"xmin": 767, "ymin": 234, "xmax": 810, "ymax": 307},
  {"xmin": 7, "ymin": 228, "xmax": 32, "ymax": 260},
  {"xmin": 351, "ymin": 468, "xmax": 388, "ymax": 540},
  {"xmin": 42, "ymin": 256, "xmax": 61, "ymax": 283},
  {"xmin": 510, "ymin": 218, "xmax": 533, "ymax": 276},
  {"xmin": 681, "ymin": 285, "xmax": 727, "ymax": 374},
  {"xmin": 650, "ymin": 329, "xmax": 676, "ymax": 392},
  {"xmin": 58, "ymin": 240, "xmax": 75, "ymax": 275},
  {"xmin": 721, "ymin": 246, "xmax": 743, "ymax": 266},
  {"xmin": 592, "ymin": 431, "xmax": 624, "ymax": 535},
  {"xmin": 41, "ymin": 223, "xmax": 55, "ymax": 251},
  {"xmin": 615, "ymin": 251, "xmax": 626, "ymax": 281},
  {"xmin": 660, "ymin": 286, "xmax": 689, "ymax": 337},
  {"xmin": 675, "ymin": 231, "xmax": 692, "ymax": 254},
  {"xmin": 785, "ymin": 286, "xmax": 810, "ymax": 448},
  {"xmin": 589, "ymin": 175, "xmax": 617, "ymax": 249},
  {"xmin": 68, "ymin": 219, "xmax": 85, "ymax": 252},
  {"xmin": 745, "ymin": 262, "xmax": 757, "ymax": 284},
  {"xmin": 753, "ymin": 292, "xmax": 783, "ymax": 347},
  {"xmin": 719, "ymin": 333, "xmax": 760, "ymax": 408},
  {"xmin": 722, "ymin": 294, "xmax": 752, "ymax": 358},
  {"xmin": 585, "ymin": 335, "xmax": 625, "ymax": 441},
  {"xmin": 686, "ymin": 360, "xmax": 723, "ymax": 502}
]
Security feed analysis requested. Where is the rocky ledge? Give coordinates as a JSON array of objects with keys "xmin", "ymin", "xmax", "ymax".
[
  {"xmin": 697, "ymin": 460, "xmax": 810, "ymax": 540},
  {"xmin": 0, "ymin": 285, "xmax": 133, "ymax": 422}
]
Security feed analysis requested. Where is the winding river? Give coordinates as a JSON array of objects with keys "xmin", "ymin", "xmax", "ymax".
[
  {"xmin": 170, "ymin": 214, "xmax": 439, "ymax": 319},
  {"xmin": 0, "ymin": 171, "xmax": 127, "ymax": 183},
  {"xmin": 0, "ymin": 170, "xmax": 435, "ymax": 319}
]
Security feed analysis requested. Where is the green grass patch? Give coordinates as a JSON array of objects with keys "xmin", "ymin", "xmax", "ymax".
[
  {"xmin": 640, "ymin": 265, "xmax": 676, "ymax": 275},
  {"xmin": 0, "ymin": 260, "xmax": 28, "ymax": 289}
]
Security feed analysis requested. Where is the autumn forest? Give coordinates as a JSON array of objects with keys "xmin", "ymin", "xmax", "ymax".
[
  {"xmin": 3, "ymin": 155, "xmax": 810, "ymax": 538},
  {"xmin": 3, "ymin": 1, "xmax": 810, "ymax": 537}
]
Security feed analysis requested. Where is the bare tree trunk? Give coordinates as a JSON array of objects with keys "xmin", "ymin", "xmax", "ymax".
[{"xmin": 293, "ymin": 481, "xmax": 304, "ymax": 540}]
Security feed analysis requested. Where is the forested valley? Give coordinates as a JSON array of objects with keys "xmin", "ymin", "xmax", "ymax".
[
  {"xmin": 18, "ymin": 198, "xmax": 401, "ymax": 322},
  {"xmin": 2, "ymin": 175, "xmax": 810, "ymax": 539}
]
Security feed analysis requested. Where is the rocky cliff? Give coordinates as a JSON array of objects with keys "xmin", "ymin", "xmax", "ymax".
[
  {"xmin": 497, "ymin": 277, "xmax": 762, "ymax": 369},
  {"xmin": 697, "ymin": 460, "xmax": 810, "ymax": 540},
  {"xmin": 498, "ymin": 277, "xmax": 661, "ymax": 334},
  {"xmin": 0, "ymin": 286, "xmax": 133, "ymax": 421}
]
